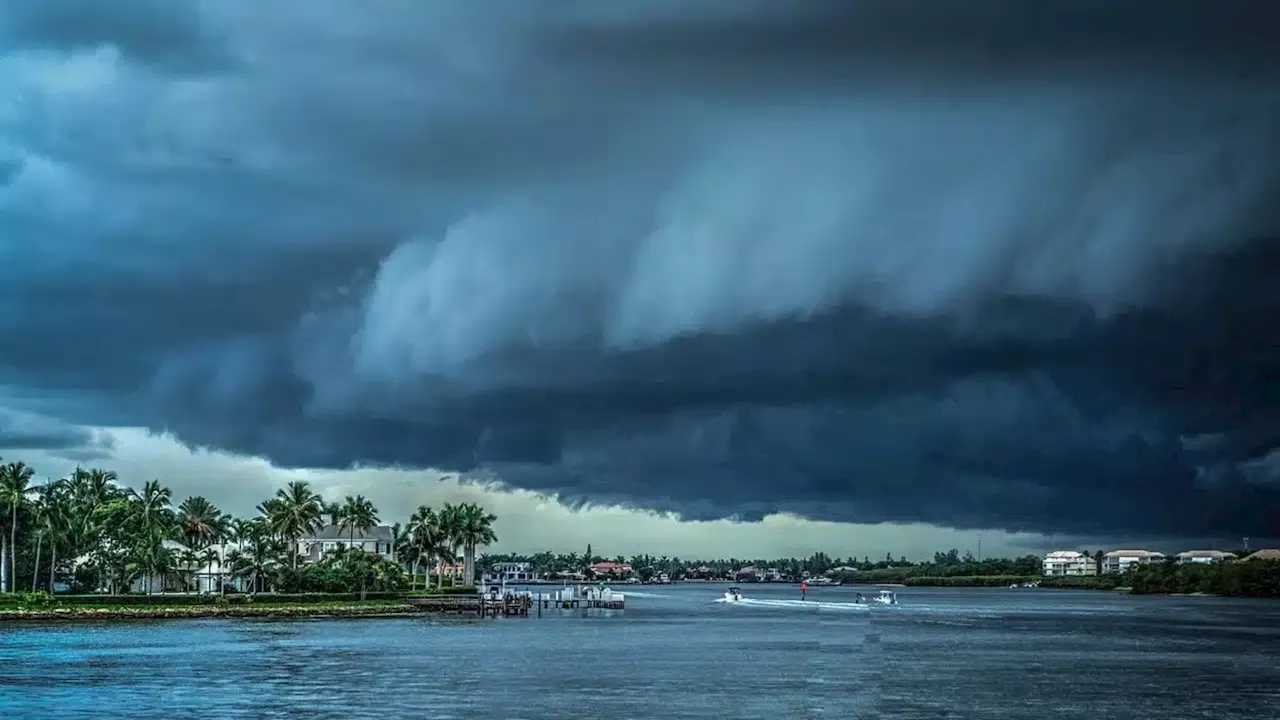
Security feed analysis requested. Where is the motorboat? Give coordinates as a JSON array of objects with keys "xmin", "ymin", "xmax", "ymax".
[
  {"xmin": 872, "ymin": 590, "xmax": 898, "ymax": 605},
  {"xmin": 724, "ymin": 587, "xmax": 743, "ymax": 602}
]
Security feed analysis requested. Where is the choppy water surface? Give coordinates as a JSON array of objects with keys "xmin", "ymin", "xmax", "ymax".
[{"xmin": 2, "ymin": 585, "xmax": 1278, "ymax": 719}]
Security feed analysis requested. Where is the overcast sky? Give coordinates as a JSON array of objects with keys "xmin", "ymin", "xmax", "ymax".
[{"xmin": 2, "ymin": 1, "xmax": 1279, "ymax": 557}]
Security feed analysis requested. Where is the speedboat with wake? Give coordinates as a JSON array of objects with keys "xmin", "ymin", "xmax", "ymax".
[
  {"xmin": 855, "ymin": 590, "xmax": 898, "ymax": 605},
  {"xmin": 723, "ymin": 587, "xmax": 743, "ymax": 602}
]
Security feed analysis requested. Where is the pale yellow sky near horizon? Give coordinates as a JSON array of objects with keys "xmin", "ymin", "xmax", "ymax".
[{"xmin": 11, "ymin": 427, "xmax": 1060, "ymax": 561}]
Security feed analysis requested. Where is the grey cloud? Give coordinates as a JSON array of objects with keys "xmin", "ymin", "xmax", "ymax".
[
  {"xmin": 0, "ymin": 0, "xmax": 228, "ymax": 72},
  {"xmin": 0, "ymin": 407, "xmax": 115, "ymax": 460},
  {"xmin": 1, "ymin": 1, "xmax": 1279, "ymax": 540}
]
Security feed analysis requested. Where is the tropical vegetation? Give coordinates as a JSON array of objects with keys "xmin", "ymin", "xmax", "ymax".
[
  {"xmin": 0, "ymin": 458, "xmax": 497, "ymax": 598},
  {"xmin": 1126, "ymin": 557, "xmax": 1280, "ymax": 597}
]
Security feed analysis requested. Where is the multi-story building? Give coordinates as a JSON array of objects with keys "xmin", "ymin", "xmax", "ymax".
[
  {"xmin": 483, "ymin": 562, "xmax": 538, "ymax": 584},
  {"xmin": 1100, "ymin": 549, "xmax": 1165, "ymax": 574},
  {"xmin": 298, "ymin": 525, "xmax": 396, "ymax": 564},
  {"xmin": 1042, "ymin": 550, "xmax": 1097, "ymax": 576},
  {"xmin": 1175, "ymin": 550, "xmax": 1237, "ymax": 565}
]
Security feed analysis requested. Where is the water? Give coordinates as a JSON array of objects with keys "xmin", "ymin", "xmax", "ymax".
[{"xmin": 2, "ymin": 585, "xmax": 1278, "ymax": 719}]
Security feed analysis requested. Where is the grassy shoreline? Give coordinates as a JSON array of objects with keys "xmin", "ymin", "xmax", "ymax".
[{"xmin": 0, "ymin": 600, "xmax": 420, "ymax": 622}]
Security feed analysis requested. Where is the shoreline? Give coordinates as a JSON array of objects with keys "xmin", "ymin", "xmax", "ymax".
[{"xmin": 0, "ymin": 603, "xmax": 423, "ymax": 623}]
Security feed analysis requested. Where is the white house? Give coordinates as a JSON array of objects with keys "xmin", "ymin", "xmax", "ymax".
[
  {"xmin": 298, "ymin": 525, "xmax": 396, "ymax": 564},
  {"xmin": 1175, "ymin": 550, "xmax": 1237, "ymax": 565},
  {"xmin": 1101, "ymin": 550, "xmax": 1165, "ymax": 574},
  {"xmin": 1042, "ymin": 550, "xmax": 1097, "ymax": 576},
  {"xmin": 483, "ymin": 562, "xmax": 538, "ymax": 584}
]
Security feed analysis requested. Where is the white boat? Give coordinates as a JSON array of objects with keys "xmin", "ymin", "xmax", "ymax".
[
  {"xmin": 724, "ymin": 587, "xmax": 743, "ymax": 602},
  {"xmin": 872, "ymin": 590, "xmax": 898, "ymax": 605}
]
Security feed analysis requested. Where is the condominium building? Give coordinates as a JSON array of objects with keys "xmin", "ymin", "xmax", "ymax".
[
  {"xmin": 1175, "ymin": 550, "xmax": 1237, "ymax": 565},
  {"xmin": 1100, "ymin": 549, "xmax": 1165, "ymax": 573},
  {"xmin": 1042, "ymin": 550, "xmax": 1097, "ymax": 576}
]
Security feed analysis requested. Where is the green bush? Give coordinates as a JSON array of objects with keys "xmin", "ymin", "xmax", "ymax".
[
  {"xmin": 903, "ymin": 575, "xmax": 1121, "ymax": 589},
  {"xmin": 1128, "ymin": 559, "xmax": 1280, "ymax": 597}
]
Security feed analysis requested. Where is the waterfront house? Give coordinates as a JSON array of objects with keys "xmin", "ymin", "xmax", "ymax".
[
  {"xmin": 483, "ymin": 561, "xmax": 538, "ymax": 584},
  {"xmin": 1175, "ymin": 550, "xmax": 1237, "ymax": 565},
  {"xmin": 1042, "ymin": 550, "xmax": 1098, "ymax": 576},
  {"xmin": 1101, "ymin": 550, "xmax": 1165, "ymax": 574},
  {"xmin": 298, "ymin": 524, "xmax": 396, "ymax": 564},
  {"xmin": 588, "ymin": 561, "xmax": 633, "ymax": 578},
  {"xmin": 1241, "ymin": 549, "xmax": 1280, "ymax": 562}
]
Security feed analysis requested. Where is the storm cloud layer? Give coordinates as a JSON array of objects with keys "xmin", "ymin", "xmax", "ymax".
[{"xmin": 3, "ymin": 1, "xmax": 1280, "ymax": 539}]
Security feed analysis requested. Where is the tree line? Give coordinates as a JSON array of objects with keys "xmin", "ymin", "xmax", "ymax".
[
  {"xmin": 0, "ymin": 459, "xmax": 496, "ymax": 595},
  {"xmin": 477, "ymin": 547, "xmax": 1053, "ymax": 582}
]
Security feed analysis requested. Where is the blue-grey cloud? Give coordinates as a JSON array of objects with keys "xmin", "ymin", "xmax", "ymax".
[{"xmin": 2, "ymin": 0, "xmax": 1279, "ymax": 539}]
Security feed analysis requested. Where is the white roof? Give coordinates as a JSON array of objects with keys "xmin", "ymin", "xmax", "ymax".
[
  {"xmin": 1045, "ymin": 550, "xmax": 1087, "ymax": 559},
  {"xmin": 1176, "ymin": 550, "xmax": 1237, "ymax": 558},
  {"xmin": 1103, "ymin": 549, "xmax": 1165, "ymax": 558}
]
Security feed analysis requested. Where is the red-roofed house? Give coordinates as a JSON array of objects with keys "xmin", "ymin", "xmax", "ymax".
[{"xmin": 588, "ymin": 562, "xmax": 633, "ymax": 578}]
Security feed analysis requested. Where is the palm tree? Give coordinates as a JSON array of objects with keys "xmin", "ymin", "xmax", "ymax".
[
  {"xmin": 437, "ymin": 503, "xmax": 463, "ymax": 584},
  {"xmin": 323, "ymin": 501, "xmax": 342, "ymax": 527},
  {"xmin": 0, "ymin": 460, "xmax": 37, "ymax": 593},
  {"xmin": 229, "ymin": 518, "xmax": 254, "ymax": 554},
  {"xmin": 179, "ymin": 548, "xmax": 200, "ymax": 591},
  {"xmin": 126, "ymin": 480, "xmax": 176, "ymax": 593},
  {"xmin": 265, "ymin": 481, "xmax": 324, "ymax": 568},
  {"xmin": 30, "ymin": 478, "xmax": 67, "ymax": 591},
  {"xmin": 456, "ymin": 503, "xmax": 497, "ymax": 586},
  {"xmin": 337, "ymin": 495, "xmax": 379, "ymax": 552},
  {"xmin": 178, "ymin": 496, "xmax": 228, "ymax": 555},
  {"xmin": 199, "ymin": 547, "xmax": 220, "ymax": 593},
  {"xmin": 409, "ymin": 505, "xmax": 455, "ymax": 590}
]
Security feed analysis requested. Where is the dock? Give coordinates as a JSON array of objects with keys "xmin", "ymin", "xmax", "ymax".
[{"xmin": 404, "ymin": 585, "xmax": 625, "ymax": 618}]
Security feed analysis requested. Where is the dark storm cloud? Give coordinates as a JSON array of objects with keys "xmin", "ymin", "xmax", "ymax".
[
  {"xmin": 2, "ymin": 0, "xmax": 1280, "ymax": 539},
  {"xmin": 0, "ymin": 0, "xmax": 228, "ymax": 72},
  {"xmin": 0, "ymin": 407, "xmax": 115, "ymax": 460}
]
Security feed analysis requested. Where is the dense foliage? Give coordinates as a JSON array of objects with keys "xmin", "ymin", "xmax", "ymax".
[
  {"xmin": 1127, "ymin": 559, "xmax": 1280, "ymax": 597},
  {"xmin": 0, "ymin": 457, "xmax": 496, "ymax": 597},
  {"xmin": 479, "ymin": 547, "xmax": 1051, "ymax": 584}
]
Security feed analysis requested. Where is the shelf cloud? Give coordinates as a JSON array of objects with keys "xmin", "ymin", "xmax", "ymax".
[{"xmin": 2, "ymin": 0, "xmax": 1279, "ymax": 539}]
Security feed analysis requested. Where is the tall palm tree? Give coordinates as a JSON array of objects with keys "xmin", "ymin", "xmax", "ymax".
[
  {"xmin": 199, "ymin": 547, "xmax": 220, "ymax": 593},
  {"xmin": 436, "ymin": 503, "xmax": 463, "ymax": 584},
  {"xmin": 178, "ymin": 496, "xmax": 227, "ymax": 551},
  {"xmin": 0, "ymin": 460, "xmax": 37, "ymax": 593},
  {"xmin": 409, "ymin": 505, "xmax": 454, "ymax": 590},
  {"xmin": 29, "ymin": 478, "xmax": 67, "ymax": 591},
  {"xmin": 265, "ymin": 481, "xmax": 324, "ymax": 568},
  {"xmin": 41, "ymin": 480, "xmax": 72, "ymax": 593},
  {"xmin": 456, "ymin": 503, "xmax": 497, "ymax": 586},
  {"xmin": 323, "ymin": 500, "xmax": 342, "ymax": 527},
  {"xmin": 229, "ymin": 517, "xmax": 254, "ymax": 554},
  {"xmin": 337, "ymin": 495, "xmax": 379, "ymax": 552},
  {"xmin": 127, "ymin": 480, "xmax": 176, "ymax": 593}
]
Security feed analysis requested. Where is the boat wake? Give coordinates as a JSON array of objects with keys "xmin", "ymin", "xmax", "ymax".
[
  {"xmin": 624, "ymin": 591, "xmax": 678, "ymax": 599},
  {"xmin": 716, "ymin": 597, "xmax": 869, "ymax": 611}
]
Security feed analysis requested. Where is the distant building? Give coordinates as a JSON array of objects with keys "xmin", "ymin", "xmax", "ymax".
[
  {"xmin": 1101, "ymin": 550, "xmax": 1165, "ymax": 574},
  {"xmin": 1175, "ymin": 550, "xmax": 1237, "ymax": 565},
  {"xmin": 588, "ymin": 561, "xmax": 633, "ymax": 578},
  {"xmin": 484, "ymin": 562, "xmax": 537, "ymax": 584},
  {"xmin": 1241, "ymin": 549, "xmax": 1280, "ymax": 562},
  {"xmin": 1042, "ymin": 551, "xmax": 1097, "ymax": 576},
  {"xmin": 298, "ymin": 525, "xmax": 396, "ymax": 564}
]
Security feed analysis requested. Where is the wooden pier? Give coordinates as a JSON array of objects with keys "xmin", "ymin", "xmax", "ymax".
[{"xmin": 404, "ymin": 585, "xmax": 625, "ymax": 618}]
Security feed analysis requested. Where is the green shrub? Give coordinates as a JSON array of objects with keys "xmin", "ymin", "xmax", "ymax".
[{"xmin": 902, "ymin": 575, "xmax": 1121, "ymax": 589}]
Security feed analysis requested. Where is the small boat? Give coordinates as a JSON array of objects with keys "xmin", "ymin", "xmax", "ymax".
[
  {"xmin": 871, "ymin": 590, "xmax": 898, "ymax": 605},
  {"xmin": 724, "ymin": 587, "xmax": 743, "ymax": 602}
]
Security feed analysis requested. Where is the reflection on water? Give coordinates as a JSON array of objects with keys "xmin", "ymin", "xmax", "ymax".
[{"xmin": 2, "ymin": 585, "xmax": 1278, "ymax": 719}]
